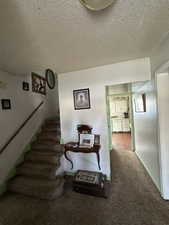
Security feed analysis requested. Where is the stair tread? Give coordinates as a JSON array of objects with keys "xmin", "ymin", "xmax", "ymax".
[
  {"xmin": 9, "ymin": 175, "xmax": 64, "ymax": 187},
  {"xmin": 16, "ymin": 167, "xmax": 59, "ymax": 180},
  {"xmin": 32, "ymin": 142, "xmax": 62, "ymax": 147},
  {"xmin": 8, "ymin": 176, "xmax": 64, "ymax": 200},
  {"xmin": 44, "ymin": 122, "xmax": 60, "ymax": 126},
  {"xmin": 40, "ymin": 131, "xmax": 59, "ymax": 135},
  {"xmin": 38, "ymin": 132, "xmax": 60, "ymax": 137},
  {"xmin": 24, "ymin": 155, "xmax": 61, "ymax": 166},
  {"xmin": 32, "ymin": 142, "xmax": 64, "ymax": 153},
  {"xmin": 36, "ymin": 142, "xmax": 59, "ymax": 148}
]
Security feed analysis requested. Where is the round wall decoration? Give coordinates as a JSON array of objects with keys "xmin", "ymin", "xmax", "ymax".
[
  {"xmin": 45, "ymin": 69, "xmax": 56, "ymax": 89},
  {"xmin": 79, "ymin": 0, "xmax": 116, "ymax": 11}
]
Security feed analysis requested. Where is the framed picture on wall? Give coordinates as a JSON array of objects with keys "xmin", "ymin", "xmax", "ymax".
[
  {"xmin": 94, "ymin": 135, "xmax": 100, "ymax": 145},
  {"xmin": 23, "ymin": 82, "xmax": 29, "ymax": 91},
  {"xmin": 134, "ymin": 93, "xmax": 146, "ymax": 112},
  {"xmin": 73, "ymin": 88, "xmax": 91, "ymax": 110},
  {"xmin": 1, "ymin": 99, "xmax": 11, "ymax": 110},
  {"xmin": 32, "ymin": 73, "xmax": 46, "ymax": 95}
]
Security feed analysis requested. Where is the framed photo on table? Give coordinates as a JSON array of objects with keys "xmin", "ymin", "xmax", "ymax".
[
  {"xmin": 73, "ymin": 88, "xmax": 91, "ymax": 110},
  {"xmin": 79, "ymin": 134, "xmax": 95, "ymax": 148}
]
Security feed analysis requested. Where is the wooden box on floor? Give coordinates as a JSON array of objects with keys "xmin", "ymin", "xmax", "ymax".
[{"xmin": 73, "ymin": 170, "xmax": 109, "ymax": 198}]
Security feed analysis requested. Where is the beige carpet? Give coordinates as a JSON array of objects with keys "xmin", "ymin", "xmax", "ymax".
[{"xmin": 0, "ymin": 149, "xmax": 169, "ymax": 225}]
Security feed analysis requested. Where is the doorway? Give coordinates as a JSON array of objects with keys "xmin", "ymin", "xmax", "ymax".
[{"xmin": 106, "ymin": 83, "xmax": 135, "ymax": 152}]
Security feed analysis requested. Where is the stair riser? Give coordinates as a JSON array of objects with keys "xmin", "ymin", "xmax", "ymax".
[
  {"xmin": 16, "ymin": 170, "xmax": 57, "ymax": 180},
  {"xmin": 42, "ymin": 129, "xmax": 60, "ymax": 134},
  {"xmin": 42, "ymin": 124, "xmax": 60, "ymax": 131},
  {"xmin": 44, "ymin": 123, "xmax": 60, "ymax": 128},
  {"xmin": 40, "ymin": 131, "xmax": 59, "ymax": 135},
  {"xmin": 32, "ymin": 144, "xmax": 64, "ymax": 153},
  {"xmin": 45, "ymin": 120, "xmax": 60, "ymax": 126},
  {"xmin": 37, "ymin": 136, "xmax": 60, "ymax": 143},
  {"xmin": 26, "ymin": 151, "xmax": 58, "ymax": 157},
  {"xmin": 36, "ymin": 140, "xmax": 60, "ymax": 146},
  {"xmin": 25, "ymin": 155, "xmax": 60, "ymax": 165}
]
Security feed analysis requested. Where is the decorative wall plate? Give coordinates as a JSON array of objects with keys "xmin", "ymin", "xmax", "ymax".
[
  {"xmin": 45, "ymin": 69, "xmax": 56, "ymax": 89},
  {"xmin": 79, "ymin": 0, "xmax": 116, "ymax": 11}
]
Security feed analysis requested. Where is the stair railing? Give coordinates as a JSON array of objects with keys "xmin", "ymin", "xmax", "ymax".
[{"xmin": 0, "ymin": 101, "xmax": 44, "ymax": 154}]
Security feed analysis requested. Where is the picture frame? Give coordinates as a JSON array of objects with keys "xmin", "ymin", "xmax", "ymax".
[
  {"xmin": 94, "ymin": 135, "xmax": 100, "ymax": 145},
  {"xmin": 1, "ymin": 99, "xmax": 11, "ymax": 110},
  {"xmin": 73, "ymin": 88, "xmax": 91, "ymax": 110},
  {"xmin": 32, "ymin": 73, "xmax": 46, "ymax": 95},
  {"xmin": 79, "ymin": 134, "xmax": 95, "ymax": 148},
  {"xmin": 23, "ymin": 82, "xmax": 29, "ymax": 91},
  {"xmin": 134, "ymin": 93, "xmax": 146, "ymax": 113}
]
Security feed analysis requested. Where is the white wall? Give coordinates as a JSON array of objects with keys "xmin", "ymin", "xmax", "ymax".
[
  {"xmin": 132, "ymin": 80, "xmax": 161, "ymax": 190},
  {"xmin": 151, "ymin": 35, "xmax": 169, "ymax": 74},
  {"xmin": 0, "ymin": 70, "xmax": 59, "ymax": 186},
  {"xmin": 156, "ymin": 73, "xmax": 169, "ymax": 199},
  {"xmin": 108, "ymin": 84, "xmax": 129, "ymax": 95},
  {"xmin": 44, "ymin": 72, "xmax": 60, "ymax": 117},
  {"xmin": 149, "ymin": 34, "xmax": 169, "ymax": 198},
  {"xmin": 58, "ymin": 58, "xmax": 151, "ymax": 179}
]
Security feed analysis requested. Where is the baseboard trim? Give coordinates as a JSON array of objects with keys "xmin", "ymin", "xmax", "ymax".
[{"xmin": 135, "ymin": 151, "xmax": 161, "ymax": 192}]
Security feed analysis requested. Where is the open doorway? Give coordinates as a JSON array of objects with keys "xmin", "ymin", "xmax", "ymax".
[{"xmin": 106, "ymin": 83, "xmax": 135, "ymax": 152}]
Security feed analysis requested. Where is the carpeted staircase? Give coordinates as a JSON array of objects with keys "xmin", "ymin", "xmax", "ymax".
[{"xmin": 7, "ymin": 118, "xmax": 65, "ymax": 200}]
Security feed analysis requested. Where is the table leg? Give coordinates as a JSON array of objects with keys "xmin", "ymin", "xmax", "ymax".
[
  {"xmin": 96, "ymin": 152, "xmax": 101, "ymax": 170},
  {"xmin": 64, "ymin": 151, "xmax": 73, "ymax": 169}
]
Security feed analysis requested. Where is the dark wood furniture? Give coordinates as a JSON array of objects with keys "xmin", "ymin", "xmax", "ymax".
[
  {"xmin": 64, "ymin": 142, "xmax": 101, "ymax": 170},
  {"xmin": 73, "ymin": 170, "xmax": 108, "ymax": 198},
  {"xmin": 77, "ymin": 124, "xmax": 93, "ymax": 144},
  {"xmin": 77, "ymin": 124, "xmax": 92, "ymax": 134}
]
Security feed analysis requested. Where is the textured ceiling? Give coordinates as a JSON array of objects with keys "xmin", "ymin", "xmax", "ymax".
[{"xmin": 0, "ymin": 0, "xmax": 169, "ymax": 75}]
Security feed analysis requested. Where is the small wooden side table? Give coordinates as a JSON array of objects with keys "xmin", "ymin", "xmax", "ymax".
[{"xmin": 64, "ymin": 142, "xmax": 101, "ymax": 170}]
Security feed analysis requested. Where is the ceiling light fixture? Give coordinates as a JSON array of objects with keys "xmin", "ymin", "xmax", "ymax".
[{"xmin": 79, "ymin": 0, "xmax": 116, "ymax": 11}]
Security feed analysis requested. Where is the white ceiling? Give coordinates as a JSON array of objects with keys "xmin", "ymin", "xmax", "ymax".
[{"xmin": 0, "ymin": 0, "xmax": 169, "ymax": 75}]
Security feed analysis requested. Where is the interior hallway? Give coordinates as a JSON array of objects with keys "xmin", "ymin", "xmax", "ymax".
[
  {"xmin": 112, "ymin": 132, "xmax": 131, "ymax": 151},
  {"xmin": 0, "ymin": 149, "xmax": 169, "ymax": 225}
]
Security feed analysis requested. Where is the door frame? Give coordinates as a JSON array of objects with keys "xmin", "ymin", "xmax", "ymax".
[{"xmin": 106, "ymin": 86, "xmax": 135, "ymax": 151}]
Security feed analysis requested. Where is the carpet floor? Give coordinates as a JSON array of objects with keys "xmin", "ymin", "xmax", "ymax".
[{"xmin": 0, "ymin": 149, "xmax": 169, "ymax": 225}]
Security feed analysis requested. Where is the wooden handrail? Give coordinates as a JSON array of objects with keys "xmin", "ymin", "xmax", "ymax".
[{"xmin": 0, "ymin": 101, "xmax": 44, "ymax": 154}]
